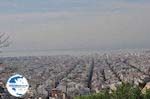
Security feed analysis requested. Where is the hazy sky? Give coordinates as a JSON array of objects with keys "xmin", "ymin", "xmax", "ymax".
[{"xmin": 0, "ymin": 0, "xmax": 150, "ymax": 50}]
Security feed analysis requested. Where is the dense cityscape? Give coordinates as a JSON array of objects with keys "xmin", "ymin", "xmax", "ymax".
[{"xmin": 0, "ymin": 49, "xmax": 150, "ymax": 98}]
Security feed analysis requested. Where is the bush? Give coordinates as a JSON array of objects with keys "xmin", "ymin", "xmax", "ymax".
[{"xmin": 74, "ymin": 83, "xmax": 150, "ymax": 99}]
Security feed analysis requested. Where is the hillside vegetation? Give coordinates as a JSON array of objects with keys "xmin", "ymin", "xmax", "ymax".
[{"xmin": 74, "ymin": 83, "xmax": 150, "ymax": 99}]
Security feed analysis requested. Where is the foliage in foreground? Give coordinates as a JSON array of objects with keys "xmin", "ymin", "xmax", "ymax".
[{"xmin": 74, "ymin": 83, "xmax": 150, "ymax": 99}]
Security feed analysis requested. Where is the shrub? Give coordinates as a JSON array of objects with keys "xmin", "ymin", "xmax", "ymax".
[{"xmin": 74, "ymin": 83, "xmax": 150, "ymax": 99}]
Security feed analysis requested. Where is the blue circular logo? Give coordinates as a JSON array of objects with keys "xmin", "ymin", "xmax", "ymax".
[{"xmin": 6, "ymin": 74, "xmax": 29, "ymax": 97}]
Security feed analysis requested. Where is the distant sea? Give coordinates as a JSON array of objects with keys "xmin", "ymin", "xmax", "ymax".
[
  {"xmin": 0, "ymin": 49, "xmax": 104, "ymax": 57},
  {"xmin": 0, "ymin": 49, "xmax": 145, "ymax": 57}
]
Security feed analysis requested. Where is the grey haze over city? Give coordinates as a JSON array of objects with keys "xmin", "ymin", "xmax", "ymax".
[
  {"xmin": 0, "ymin": 0, "xmax": 150, "ymax": 51},
  {"xmin": 2, "ymin": 1, "xmax": 150, "ymax": 99}
]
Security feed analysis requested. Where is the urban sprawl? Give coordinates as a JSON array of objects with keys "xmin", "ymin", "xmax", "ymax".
[{"xmin": 1, "ymin": 50, "xmax": 150, "ymax": 98}]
